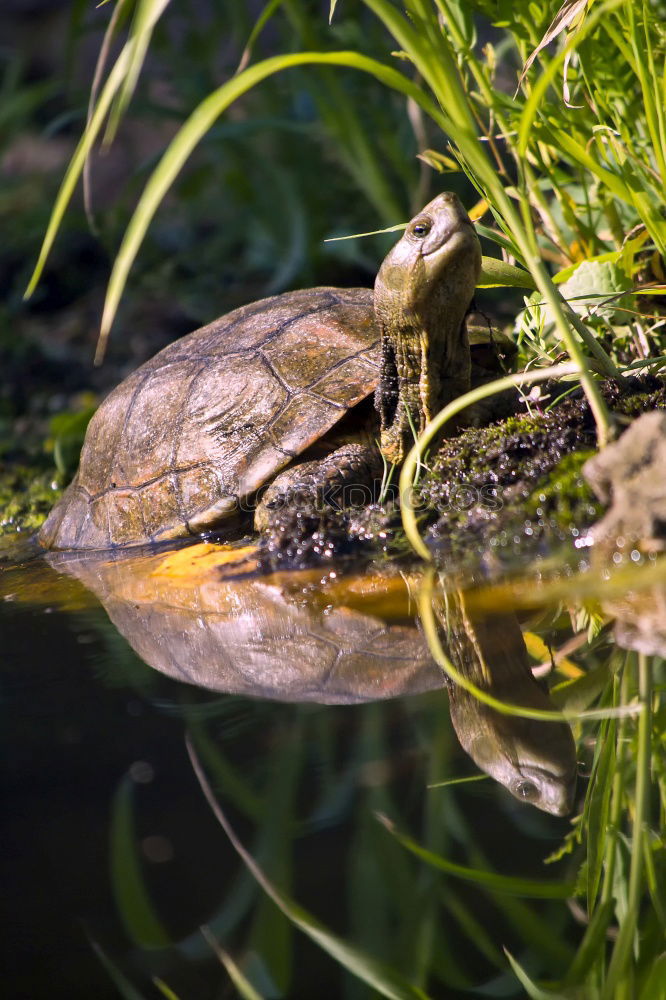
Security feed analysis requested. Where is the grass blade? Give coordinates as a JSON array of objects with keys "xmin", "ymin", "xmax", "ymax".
[
  {"xmin": 544, "ymin": 126, "xmax": 634, "ymax": 204},
  {"xmin": 200, "ymin": 926, "xmax": 265, "ymax": 1000},
  {"xmin": 518, "ymin": 0, "xmax": 625, "ymax": 155},
  {"xmin": 110, "ymin": 775, "xmax": 171, "ymax": 948},
  {"xmin": 427, "ymin": 774, "xmax": 488, "ymax": 789},
  {"xmin": 96, "ymin": 49, "xmax": 444, "ymax": 359},
  {"xmin": 562, "ymin": 899, "xmax": 615, "ymax": 988},
  {"xmin": 186, "ymin": 735, "xmax": 432, "ymax": 1000},
  {"xmin": 107, "ymin": 0, "xmax": 172, "ymax": 144},
  {"xmin": 585, "ymin": 716, "xmax": 617, "ymax": 910},
  {"xmin": 478, "ymin": 257, "xmax": 537, "ymax": 289},
  {"xmin": 399, "ymin": 363, "xmax": 580, "ymax": 562},
  {"xmin": 24, "ymin": 0, "xmax": 171, "ymax": 300},
  {"xmin": 152, "ymin": 978, "xmax": 183, "ymax": 1000},
  {"xmin": 639, "ymin": 952, "xmax": 666, "ymax": 999},
  {"xmin": 237, "ymin": 0, "xmax": 284, "ymax": 74},
  {"xmin": 90, "ymin": 939, "xmax": 150, "ymax": 1000},
  {"xmin": 377, "ymin": 814, "xmax": 576, "ymax": 900},
  {"xmin": 504, "ymin": 949, "xmax": 568, "ymax": 1000}
]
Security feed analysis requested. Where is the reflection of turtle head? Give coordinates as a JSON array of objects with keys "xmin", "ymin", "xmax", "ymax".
[{"xmin": 449, "ymin": 696, "xmax": 577, "ymax": 816}]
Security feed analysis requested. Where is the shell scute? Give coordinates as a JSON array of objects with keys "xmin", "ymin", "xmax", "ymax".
[
  {"xmin": 260, "ymin": 305, "xmax": 378, "ymax": 391},
  {"xmin": 160, "ymin": 288, "xmax": 343, "ymax": 362},
  {"xmin": 117, "ymin": 361, "xmax": 205, "ymax": 488},
  {"xmin": 260, "ymin": 394, "xmax": 345, "ymax": 460},
  {"xmin": 173, "ymin": 354, "xmax": 289, "ymax": 471},
  {"xmin": 176, "ymin": 465, "xmax": 227, "ymax": 520},
  {"xmin": 310, "ymin": 354, "xmax": 380, "ymax": 406},
  {"xmin": 105, "ymin": 489, "xmax": 146, "ymax": 546},
  {"xmin": 76, "ymin": 374, "xmax": 143, "ymax": 495},
  {"xmin": 140, "ymin": 475, "xmax": 182, "ymax": 538},
  {"xmin": 40, "ymin": 287, "xmax": 380, "ymax": 548},
  {"xmin": 88, "ymin": 493, "xmax": 113, "ymax": 545}
]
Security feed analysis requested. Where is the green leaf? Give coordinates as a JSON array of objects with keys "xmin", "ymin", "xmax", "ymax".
[
  {"xmin": 378, "ymin": 815, "xmax": 576, "ymax": 899},
  {"xmin": 553, "ymin": 233, "xmax": 649, "ymax": 284},
  {"xmin": 90, "ymin": 940, "xmax": 150, "ymax": 1000},
  {"xmin": 187, "ymin": 738, "xmax": 431, "ymax": 1000},
  {"xmin": 640, "ymin": 952, "xmax": 666, "ymax": 999},
  {"xmin": 585, "ymin": 717, "xmax": 616, "ymax": 909},
  {"xmin": 95, "ymin": 49, "xmax": 445, "ymax": 358},
  {"xmin": 24, "ymin": 0, "xmax": 172, "ymax": 301},
  {"xmin": 557, "ymin": 259, "xmax": 632, "ymax": 321},
  {"xmin": 479, "ymin": 256, "xmax": 537, "ymax": 289},
  {"xmin": 504, "ymin": 949, "xmax": 569, "ymax": 1000}
]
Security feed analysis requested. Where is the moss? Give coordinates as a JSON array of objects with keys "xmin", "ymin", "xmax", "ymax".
[
  {"xmin": 248, "ymin": 378, "xmax": 666, "ymax": 571},
  {"xmin": 419, "ymin": 377, "xmax": 666, "ymax": 567},
  {"xmin": 422, "ymin": 397, "xmax": 597, "ymax": 513},
  {"xmin": 0, "ymin": 465, "xmax": 62, "ymax": 537},
  {"xmin": 524, "ymin": 450, "xmax": 602, "ymax": 529}
]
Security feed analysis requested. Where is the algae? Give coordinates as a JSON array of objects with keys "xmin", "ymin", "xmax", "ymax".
[
  {"xmin": 524, "ymin": 451, "xmax": 601, "ymax": 529},
  {"xmin": 420, "ymin": 377, "xmax": 665, "ymax": 568},
  {"xmin": 0, "ymin": 465, "xmax": 62, "ymax": 537}
]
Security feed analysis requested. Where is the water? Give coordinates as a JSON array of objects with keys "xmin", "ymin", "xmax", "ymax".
[{"xmin": 0, "ymin": 537, "xmax": 654, "ymax": 998}]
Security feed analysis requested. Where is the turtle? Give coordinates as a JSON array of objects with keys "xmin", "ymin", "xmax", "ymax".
[{"xmin": 39, "ymin": 192, "xmax": 483, "ymax": 551}]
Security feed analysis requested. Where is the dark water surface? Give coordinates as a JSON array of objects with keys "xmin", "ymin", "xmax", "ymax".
[{"xmin": 1, "ymin": 539, "xmax": 585, "ymax": 999}]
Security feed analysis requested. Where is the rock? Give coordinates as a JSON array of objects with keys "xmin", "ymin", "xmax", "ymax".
[
  {"xmin": 584, "ymin": 410, "xmax": 666, "ymax": 657},
  {"xmin": 583, "ymin": 410, "xmax": 666, "ymax": 552}
]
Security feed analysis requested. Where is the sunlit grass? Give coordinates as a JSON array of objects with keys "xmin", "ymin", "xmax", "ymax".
[{"xmin": 24, "ymin": 0, "xmax": 666, "ymax": 995}]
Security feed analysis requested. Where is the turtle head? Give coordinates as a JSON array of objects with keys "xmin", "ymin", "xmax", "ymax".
[
  {"xmin": 374, "ymin": 192, "xmax": 481, "ymax": 465},
  {"xmin": 449, "ymin": 696, "xmax": 578, "ymax": 816}
]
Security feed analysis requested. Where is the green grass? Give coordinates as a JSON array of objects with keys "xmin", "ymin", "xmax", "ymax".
[{"xmin": 20, "ymin": 1, "xmax": 666, "ymax": 996}]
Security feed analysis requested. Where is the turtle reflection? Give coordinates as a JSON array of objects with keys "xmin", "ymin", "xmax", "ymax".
[
  {"xmin": 441, "ymin": 593, "xmax": 577, "ymax": 817},
  {"xmin": 48, "ymin": 543, "xmax": 576, "ymax": 814}
]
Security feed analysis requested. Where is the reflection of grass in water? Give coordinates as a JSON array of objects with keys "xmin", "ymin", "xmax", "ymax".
[
  {"xmin": 37, "ymin": 0, "xmax": 666, "ymax": 990},
  {"xmin": 97, "ymin": 557, "xmax": 665, "ymax": 998},
  {"xmin": 420, "ymin": 571, "xmax": 664, "ymax": 997},
  {"xmin": 102, "ymin": 683, "xmax": 576, "ymax": 997},
  {"xmin": 183, "ymin": 709, "xmax": 577, "ymax": 997}
]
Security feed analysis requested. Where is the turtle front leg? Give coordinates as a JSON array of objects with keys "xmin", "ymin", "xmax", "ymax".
[{"xmin": 254, "ymin": 441, "xmax": 384, "ymax": 533}]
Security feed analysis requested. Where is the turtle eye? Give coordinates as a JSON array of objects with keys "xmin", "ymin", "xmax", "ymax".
[
  {"xmin": 411, "ymin": 219, "xmax": 431, "ymax": 238},
  {"xmin": 515, "ymin": 781, "xmax": 538, "ymax": 801}
]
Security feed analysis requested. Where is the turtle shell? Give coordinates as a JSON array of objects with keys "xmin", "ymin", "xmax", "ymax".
[{"xmin": 39, "ymin": 287, "xmax": 380, "ymax": 550}]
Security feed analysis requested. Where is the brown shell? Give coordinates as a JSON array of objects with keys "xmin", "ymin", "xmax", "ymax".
[
  {"xmin": 55, "ymin": 546, "xmax": 444, "ymax": 703},
  {"xmin": 39, "ymin": 287, "xmax": 380, "ymax": 550}
]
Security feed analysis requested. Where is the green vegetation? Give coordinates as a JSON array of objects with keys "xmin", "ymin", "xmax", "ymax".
[
  {"xmin": 5, "ymin": 0, "xmax": 666, "ymax": 997},
  {"xmin": 523, "ymin": 450, "xmax": 600, "ymax": 528},
  {"xmin": 0, "ymin": 465, "xmax": 60, "ymax": 536}
]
